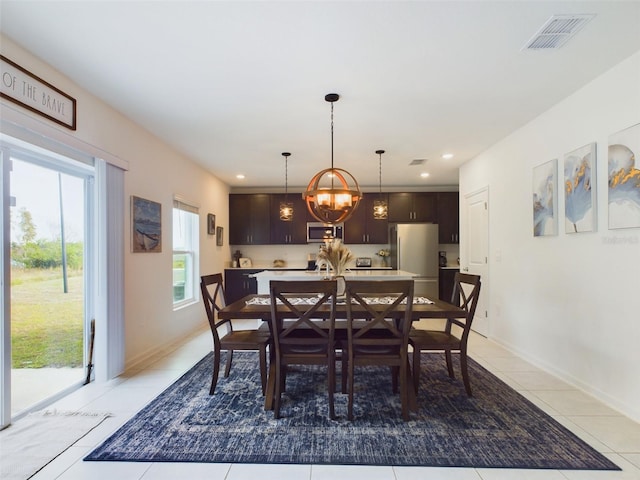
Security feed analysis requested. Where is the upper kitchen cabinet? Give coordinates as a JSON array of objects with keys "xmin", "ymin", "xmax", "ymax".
[
  {"xmin": 344, "ymin": 193, "xmax": 389, "ymax": 244},
  {"xmin": 388, "ymin": 192, "xmax": 437, "ymax": 223},
  {"xmin": 436, "ymin": 192, "xmax": 459, "ymax": 244},
  {"xmin": 229, "ymin": 194, "xmax": 271, "ymax": 245},
  {"xmin": 269, "ymin": 194, "xmax": 310, "ymax": 244}
]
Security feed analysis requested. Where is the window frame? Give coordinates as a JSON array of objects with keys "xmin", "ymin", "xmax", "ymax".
[{"xmin": 172, "ymin": 198, "xmax": 199, "ymax": 309}]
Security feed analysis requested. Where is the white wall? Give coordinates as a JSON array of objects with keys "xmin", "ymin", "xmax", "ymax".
[
  {"xmin": 460, "ymin": 50, "xmax": 640, "ymax": 422},
  {"xmin": 1, "ymin": 36, "xmax": 229, "ymax": 368}
]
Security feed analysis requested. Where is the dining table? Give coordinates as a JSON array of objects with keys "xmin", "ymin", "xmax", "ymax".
[{"xmin": 218, "ymin": 293, "xmax": 467, "ymax": 412}]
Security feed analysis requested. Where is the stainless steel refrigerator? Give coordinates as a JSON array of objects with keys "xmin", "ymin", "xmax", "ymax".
[{"xmin": 389, "ymin": 223, "xmax": 439, "ymax": 299}]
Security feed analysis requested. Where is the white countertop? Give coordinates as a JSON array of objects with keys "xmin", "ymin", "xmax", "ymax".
[{"xmin": 254, "ymin": 269, "xmax": 419, "ymax": 294}]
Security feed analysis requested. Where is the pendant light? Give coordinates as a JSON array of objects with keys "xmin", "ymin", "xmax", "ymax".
[
  {"xmin": 303, "ymin": 93, "xmax": 362, "ymax": 224},
  {"xmin": 279, "ymin": 152, "xmax": 293, "ymax": 221},
  {"xmin": 373, "ymin": 149, "xmax": 388, "ymax": 219}
]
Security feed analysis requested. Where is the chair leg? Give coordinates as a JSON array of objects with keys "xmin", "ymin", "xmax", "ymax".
[
  {"xmin": 412, "ymin": 348, "xmax": 421, "ymax": 394},
  {"xmin": 400, "ymin": 359, "xmax": 409, "ymax": 421},
  {"xmin": 273, "ymin": 359, "xmax": 282, "ymax": 419},
  {"xmin": 210, "ymin": 349, "xmax": 221, "ymax": 395},
  {"xmin": 224, "ymin": 350, "xmax": 233, "ymax": 377},
  {"xmin": 259, "ymin": 346, "xmax": 267, "ymax": 396},
  {"xmin": 328, "ymin": 353, "xmax": 336, "ymax": 420},
  {"xmin": 391, "ymin": 366, "xmax": 399, "ymax": 394},
  {"xmin": 348, "ymin": 359, "xmax": 355, "ymax": 421},
  {"xmin": 445, "ymin": 350, "xmax": 455, "ymax": 378},
  {"xmin": 341, "ymin": 347, "xmax": 348, "ymax": 394},
  {"xmin": 460, "ymin": 350, "xmax": 472, "ymax": 397}
]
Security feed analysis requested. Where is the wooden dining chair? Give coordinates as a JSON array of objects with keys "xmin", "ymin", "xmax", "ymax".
[
  {"xmin": 269, "ymin": 280, "xmax": 338, "ymax": 420},
  {"xmin": 344, "ymin": 280, "xmax": 414, "ymax": 421},
  {"xmin": 200, "ymin": 273, "xmax": 270, "ymax": 395},
  {"xmin": 409, "ymin": 272, "xmax": 481, "ymax": 396}
]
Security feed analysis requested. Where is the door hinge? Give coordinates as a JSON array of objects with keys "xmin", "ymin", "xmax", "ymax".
[{"xmin": 485, "ymin": 310, "xmax": 488, "ymax": 317}]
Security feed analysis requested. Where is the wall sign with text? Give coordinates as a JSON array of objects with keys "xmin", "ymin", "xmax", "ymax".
[{"xmin": 1, "ymin": 55, "xmax": 76, "ymax": 130}]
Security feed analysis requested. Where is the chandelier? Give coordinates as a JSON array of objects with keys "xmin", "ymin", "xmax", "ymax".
[
  {"xmin": 373, "ymin": 149, "xmax": 388, "ymax": 220},
  {"xmin": 279, "ymin": 152, "xmax": 293, "ymax": 221},
  {"xmin": 303, "ymin": 93, "xmax": 362, "ymax": 224}
]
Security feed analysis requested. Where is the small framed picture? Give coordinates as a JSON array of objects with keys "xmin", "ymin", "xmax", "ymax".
[
  {"xmin": 207, "ymin": 213, "xmax": 216, "ymax": 235},
  {"xmin": 216, "ymin": 226, "xmax": 223, "ymax": 246},
  {"xmin": 131, "ymin": 196, "xmax": 161, "ymax": 252}
]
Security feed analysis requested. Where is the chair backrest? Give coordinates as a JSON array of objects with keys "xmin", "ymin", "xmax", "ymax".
[
  {"xmin": 448, "ymin": 273, "xmax": 481, "ymax": 339},
  {"xmin": 269, "ymin": 280, "xmax": 337, "ymax": 354},
  {"xmin": 200, "ymin": 274, "xmax": 231, "ymax": 342},
  {"xmin": 344, "ymin": 280, "xmax": 415, "ymax": 349}
]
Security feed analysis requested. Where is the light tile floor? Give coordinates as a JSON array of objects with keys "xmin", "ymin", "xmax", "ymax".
[{"xmin": 24, "ymin": 327, "xmax": 640, "ymax": 480}]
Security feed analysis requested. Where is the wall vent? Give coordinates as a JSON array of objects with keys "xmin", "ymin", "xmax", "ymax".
[
  {"xmin": 523, "ymin": 14, "xmax": 595, "ymax": 50},
  {"xmin": 409, "ymin": 159, "xmax": 426, "ymax": 166}
]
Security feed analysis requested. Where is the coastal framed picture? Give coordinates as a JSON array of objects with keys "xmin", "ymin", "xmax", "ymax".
[
  {"xmin": 564, "ymin": 143, "xmax": 596, "ymax": 233},
  {"xmin": 533, "ymin": 159, "xmax": 558, "ymax": 237},
  {"xmin": 608, "ymin": 123, "xmax": 640, "ymax": 229},
  {"xmin": 131, "ymin": 196, "xmax": 162, "ymax": 252},
  {"xmin": 207, "ymin": 213, "xmax": 216, "ymax": 235}
]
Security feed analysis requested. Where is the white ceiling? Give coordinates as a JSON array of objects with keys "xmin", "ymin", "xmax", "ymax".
[{"xmin": 2, "ymin": 1, "xmax": 639, "ymax": 190}]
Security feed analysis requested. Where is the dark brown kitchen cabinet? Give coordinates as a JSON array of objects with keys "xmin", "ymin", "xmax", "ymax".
[
  {"xmin": 269, "ymin": 194, "xmax": 310, "ymax": 244},
  {"xmin": 388, "ymin": 192, "xmax": 437, "ymax": 223},
  {"xmin": 224, "ymin": 269, "xmax": 261, "ymax": 304},
  {"xmin": 344, "ymin": 194, "xmax": 389, "ymax": 244},
  {"xmin": 229, "ymin": 194, "xmax": 271, "ymax": 245},
  {"xmin": 436, "ymin": 192, "xmax": 459, "ymax": 244}
]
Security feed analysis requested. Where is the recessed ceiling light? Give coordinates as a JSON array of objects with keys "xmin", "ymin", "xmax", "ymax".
[
  {"xmin": 442, "ymin": 153, "xmax": 454, "ymax": 160},
  {"xmin": 420, "ymin": 172, "xmax": 430, "ymax": 178},
  {"xmin": 236, "ymin": 174, "xmax": 245, "ymax": 180}
]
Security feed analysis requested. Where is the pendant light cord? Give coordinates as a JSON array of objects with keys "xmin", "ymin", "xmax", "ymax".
[
  {"xmin": 282, "ymin": 152, "xmax": 291, "ymax": 202},
  {"xmin": 378, "ymin": 153, "xmax": 382, "ymax": 196},
  {"xmin": 330, "ymin": 101, "xmax": 334, "ymax": 170}
]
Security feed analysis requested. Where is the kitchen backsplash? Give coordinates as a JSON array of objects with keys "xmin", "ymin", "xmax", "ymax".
[{"xmin": 227, "ymin": 243, "xmax": 460, "ymax": 269}]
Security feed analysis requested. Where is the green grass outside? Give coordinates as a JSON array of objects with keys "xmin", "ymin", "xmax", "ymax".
[{"xmin": 11, "ymin": 267, "xmax": 84, "ymax": 368}]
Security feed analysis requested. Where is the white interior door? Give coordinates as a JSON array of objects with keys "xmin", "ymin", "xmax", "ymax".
[{"xmin": 463, "ymin": 188, "xmax": 489, "ymax": 336}]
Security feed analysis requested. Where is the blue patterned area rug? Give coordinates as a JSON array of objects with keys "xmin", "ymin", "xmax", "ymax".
[{"xmin": 85, "ymin": 352, "xmax": 619, "ymax": 470}]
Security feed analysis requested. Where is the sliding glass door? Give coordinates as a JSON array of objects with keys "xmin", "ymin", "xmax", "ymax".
[{"xmin": 1, "ymin": 138, "xmax": 94, "ymax": 425}]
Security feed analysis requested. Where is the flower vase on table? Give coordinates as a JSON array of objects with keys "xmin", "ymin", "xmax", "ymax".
[
  {"xmin": 377, "ymin": 248, "xmax": 390, "ymax": 268},
  {"xmin": 317, "ymin": 239, "xmax": 353, "ymax": 298}
]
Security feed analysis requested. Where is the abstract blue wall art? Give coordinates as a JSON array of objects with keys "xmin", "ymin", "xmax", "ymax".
[
  {"xmin": 608, "ymin": 123, "xmax": 640, "ymax": 230},
  {"xmin": 533, "ymin": 159, "xmax": 558, "ymax": 237},
  {"xmin": 564, "ymin": 143, "xmax": 596, "ymax": 233}
]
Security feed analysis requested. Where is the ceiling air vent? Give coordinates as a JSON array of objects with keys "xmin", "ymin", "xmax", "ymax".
[
  {"xmin": 409, "ymin": 159, "xmax": 426, "ymax": 166},
  {"xmin": 523, "ymin": 14, "xmax": 595, "ymax": 50}
]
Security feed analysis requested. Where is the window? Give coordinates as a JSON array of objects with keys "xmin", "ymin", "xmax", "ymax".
[{"xmin": 173, "ymin": 199, "xmax": 199, "ymax": 307}]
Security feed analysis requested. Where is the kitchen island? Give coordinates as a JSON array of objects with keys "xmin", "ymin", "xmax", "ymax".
[{"xmin": 254, "ymin": 269, "xmax": 418, "ymax": 294}]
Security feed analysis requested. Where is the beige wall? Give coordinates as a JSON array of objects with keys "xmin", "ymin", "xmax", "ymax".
[
  {"xmin": 1, "ymin": 35, "xmax": 229, "ymax": 368},
  {"xmin": 460, "ymin": 50, "xmax": 640, "ymax": 422}
]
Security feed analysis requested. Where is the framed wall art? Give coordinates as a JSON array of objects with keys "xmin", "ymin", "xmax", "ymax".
[
  {"xmin": 207, "ymin": 213, "xmax": 216, "ymax": 235},
  {"xmin": 216, "ymin": 226, "xmax": 224, "ymax": 246},
  {"xmin": 564, "ymin": 142, "xmax": 596, "ymax": 233},
  {"xmin": 608, "ymin": 123, "xmax": 640, "ymax": 229},
  {"xmin": 533, "ymin": 159, "xmax": 558, "ymax": 237},
  {"xmin": 131, "ymin": 196, "xmax": 162, "ymax": 252}
]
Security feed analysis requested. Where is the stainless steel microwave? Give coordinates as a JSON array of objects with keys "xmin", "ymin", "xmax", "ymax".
[{"xmin": 306, "ymin": 222, "xmax": 344, "ymax": 243}]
